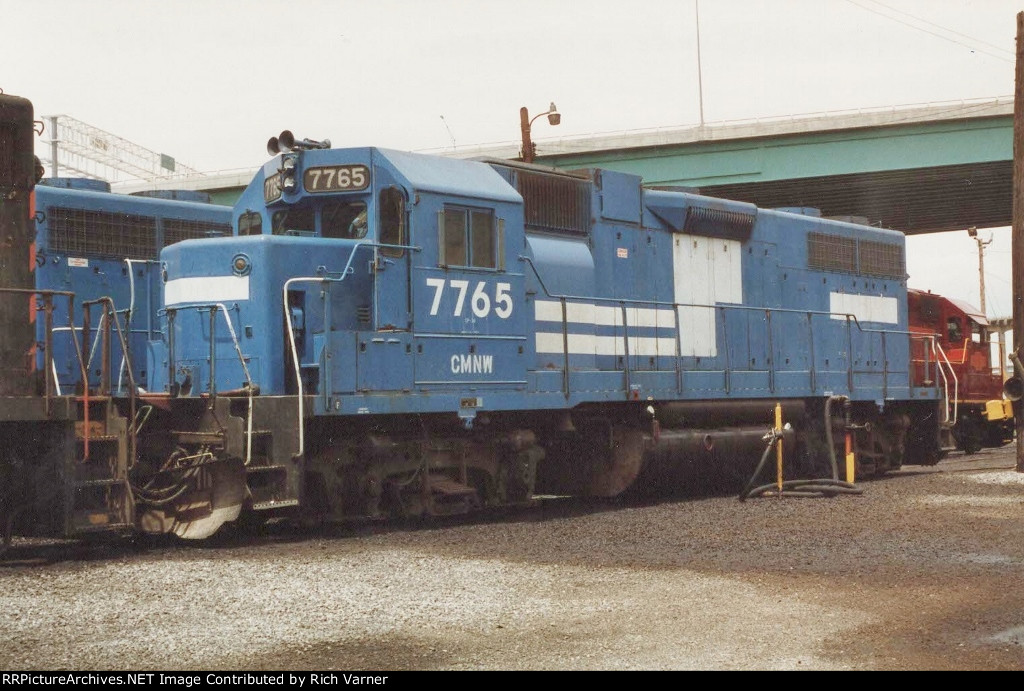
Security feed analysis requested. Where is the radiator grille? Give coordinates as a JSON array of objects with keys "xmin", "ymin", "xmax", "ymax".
[
  {"xmin": 163, "ymin": 218, "xmax": 230, "ymax": 247},
  {"xmin": 683, "ymin": 205, "xmax": 756, "ymax": 240},
  {"xmin": 807, "ymin": 232, "xmax": 856, "ymax": 273},
  {"xmin": 858, "ymin": 240, "xmax": 905, "ymax": 279},
  {"xmin": 46, "ymin": 206, "xmax": 157, "ymax": 260},
  {"xmin": 516, "ymin": 170, "xmax": 590, "ymax": 234}
]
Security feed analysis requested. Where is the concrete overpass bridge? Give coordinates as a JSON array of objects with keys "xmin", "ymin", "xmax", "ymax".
[
  {"xmin": 469, "ymin": 97, "xmax": 1015, "ymax": 235},
  {"xmin": 127, "ymin": 97, "xmax": 1014, "ymax": 236}
]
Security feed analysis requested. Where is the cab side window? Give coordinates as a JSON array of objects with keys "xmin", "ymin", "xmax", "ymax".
[
  {"xmin": 272, "ymin": 207, "xmax": 315, "ymax": 235},
  {"xmin": 441, "ymin": 209, "xmax": 467, "ymax": 266},
  {"xmin": 379, "ymin": 187, "xmax": 405, "ymax": 258},
  {"xmin": 947, "ymin": 317, "xmax": 963, "ymax": 344},
  {"xmin": 440, "ymin": 205, "xmax": 497, "ymax": 269},
  {"xmin": 238, "ymin": 211, "xmax": 262, "ymax": 236}
]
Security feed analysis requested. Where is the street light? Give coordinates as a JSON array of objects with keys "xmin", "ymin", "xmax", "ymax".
[
  {"xmin": 967, "ymin": 226, "xmax": 993, "ymax": 314},
  {"xmin": 519, "ymin": 102, "xmax": 560, "ymax": 163}
]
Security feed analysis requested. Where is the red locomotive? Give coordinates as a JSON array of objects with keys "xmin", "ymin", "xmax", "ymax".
[{"xmin": 907, "ymin": 288, "xmax": 1013, "ymax": 453}]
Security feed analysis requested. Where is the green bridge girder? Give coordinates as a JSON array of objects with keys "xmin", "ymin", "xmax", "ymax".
[
  {"xmin": 543, "ymin": 113, "xmax": 1009, "ymax": 186},
  {"xmin": 533, "ymin": 101, "xmax": 1013, "ymax": 234},
  {"xmin": 148, "ymin": 99, "xmax": 1015, "ymax": 236}
]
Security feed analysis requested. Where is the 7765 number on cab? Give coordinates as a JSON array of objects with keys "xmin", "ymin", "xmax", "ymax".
[{"xmin": 426, "ymin": 278, "xmax": 513, "ymax": 319}]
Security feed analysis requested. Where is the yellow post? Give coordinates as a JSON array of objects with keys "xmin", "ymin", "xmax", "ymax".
[
  {"xmin": 775, "ymin": 402, "xmax": 784, "ymax": 494},
  {"xmin": 845, "ymin": 431, "xmax": 856, "ymax": 484}
]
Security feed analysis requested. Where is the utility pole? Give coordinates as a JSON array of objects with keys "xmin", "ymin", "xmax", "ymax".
[
  {"xmin": 695, "ymin": 0, "xmax": 705, "ymax": 127},
  {"xmin": 967, "ymin": 226, "xmax": 992, "ymax": 314},
  {"xmin": 1012, "ymin": 12, "xmax": 1024, "ymax": 473}
]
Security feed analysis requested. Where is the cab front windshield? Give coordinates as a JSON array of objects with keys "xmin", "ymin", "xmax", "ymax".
[{"xmin": 271, "ymin": 200, "xmax": 368, "ymax": 239}]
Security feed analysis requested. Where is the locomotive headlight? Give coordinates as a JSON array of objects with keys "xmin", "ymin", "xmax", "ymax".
[
  {"xmin": 232, "ymin": 253, "xmax": 252, "ymax": 276},
  {"xmin": 281, "ymin": 154, "xmax": 298, "ymax": 191}
]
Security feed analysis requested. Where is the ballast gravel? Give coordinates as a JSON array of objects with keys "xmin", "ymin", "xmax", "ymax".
[{"xmin": 1, "ymin": 448, "xmax": 1023, "ymax": 671}]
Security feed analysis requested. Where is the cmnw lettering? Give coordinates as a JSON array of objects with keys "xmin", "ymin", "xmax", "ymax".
[{"xmin": 450, "ymin": 354, "xmax": 494, "ymax": 374}]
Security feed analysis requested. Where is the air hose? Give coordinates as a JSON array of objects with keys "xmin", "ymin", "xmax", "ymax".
[
  {"xmin": 738, "ymin": 397, "xmax": 863, "ymax": 500},
  {"xmin": 823, "ymin": 394, "xmax": 846, "ymax": 481}
]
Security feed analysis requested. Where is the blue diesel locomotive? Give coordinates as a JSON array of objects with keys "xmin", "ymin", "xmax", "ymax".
[
  {"xmin": 128, "ymin": 136, "xmax": 949, "ymax": 538},
  {"xmin": 34, "ymin": 178, "xmax": 232, "ymax": 393}
]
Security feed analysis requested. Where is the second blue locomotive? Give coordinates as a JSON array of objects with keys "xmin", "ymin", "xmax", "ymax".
[{"xmin": 34, "ymin": 178, "xmax": 231, "ymax": 393}]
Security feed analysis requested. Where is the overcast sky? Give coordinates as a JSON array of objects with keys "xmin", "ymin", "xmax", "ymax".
[{"xmin": 1, "ymin": 0, "xmax": 1020, "ymax": 317}]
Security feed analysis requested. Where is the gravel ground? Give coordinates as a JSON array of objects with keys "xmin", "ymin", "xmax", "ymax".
[{"xmin": 2, "ymin": 448, "xmax": 1024, "ymax": 671}]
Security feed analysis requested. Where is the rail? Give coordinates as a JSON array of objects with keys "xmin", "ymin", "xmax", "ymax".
[
  {"xmin": 939, "ymin": 335, "xmax": 1011, "ymax": 381},
  {"xmin": 908, "ymin": 335, "xmax": 962, "ymax": 426},
  {"xmin": 122, "ymin": 258, "xmax": 161, "ymax": 391},
  {"xmin": 931, "ymin": 340, "xmax": 959, "ymax": 425}
]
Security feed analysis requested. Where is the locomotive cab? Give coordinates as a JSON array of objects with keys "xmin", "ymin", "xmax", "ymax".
[
  {"xmin": 145, "ymin": 147, "xmax": 534, "ymax": 532},
  {"xmin": 157, "ymin": 147, "xmax": 528, "ymax": 400},
  {"xmin": 907, "ymin": 288, "xmax": 1012, "ymax": 451}
]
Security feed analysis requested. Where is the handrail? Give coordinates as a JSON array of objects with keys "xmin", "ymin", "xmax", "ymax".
[
  {"xmin": 519, "ymin": 255, "xmax": 923, "ymax": 340},
  {"xmin": 82, "ymin": 297, "xmax": 138, "ymax": 467},
  {"xmin": 519, "ymin": 255, "xmax": 931, "ymax": 402},
  {"xmin": 163, "ymin": 301, "xmax": 255, "ymax": 466},
  {"xmin": 122, "ymin": 259, "xmax": 160, "ymax": 393},
  {"xmin": 931, "ymin": 340, "xmax": 959, "ymax": 425},
  {"xmin": 280, "ymin": 239, "xmax": 421, "ymax": 460},
  {"xmin": 283, "ymin": 276, "xmax": 341, "ymax": 460},
  {"xmin": 82, "ymin": 298, "xmax": 138, "ymax": 394},
  {"xmin": 941, "ymin": 336, "xmax": 972, "ymax": 365},
  {"xmin": 52, "ymin": 309, "xmax": 141, "ymax": 395}
]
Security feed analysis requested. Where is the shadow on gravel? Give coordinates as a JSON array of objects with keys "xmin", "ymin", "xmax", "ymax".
[
  {"xmin": 4, "ymin": 447, "xmax": 1017, "ymax": 566},
  {"xmin": 0, "ymin": 532, "xmax": 176, "ymax": 568},
  {"xmin": 215, "ymin": 634, "xmax": 456, "ymax": 672}
]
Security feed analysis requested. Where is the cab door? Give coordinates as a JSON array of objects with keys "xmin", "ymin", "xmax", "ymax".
[
  {"xmin": 355, "ymin": 184, "xmax": 414, "ymax": 393},
  {"xmin": 373, "ymin": 185, "xmax": 410, "ymax": 331}
]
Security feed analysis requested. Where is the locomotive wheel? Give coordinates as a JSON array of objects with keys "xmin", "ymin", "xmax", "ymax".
[
  {"xmin": 955, "ymin": 418, "xmax": 983, "ymax": 455},
  {"xmin": 982, "ymin": 421, "xmax": 1011, "ymax": 448},
  {"xmin": 587, "ymin": 425, "xmax": 646, "ymax": 497}
]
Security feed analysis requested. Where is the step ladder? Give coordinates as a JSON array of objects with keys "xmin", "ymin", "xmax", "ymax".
[
  {"xmin": 244, "ymin": 428, "xmax": 298, "ymax": 511},
  {"xmin": 423, "ymin": 473, "xmax": 480, "ymax": 516},
  {"xmin": 69, "ymin": 395, "xmax": 133, "ymax": 534}
]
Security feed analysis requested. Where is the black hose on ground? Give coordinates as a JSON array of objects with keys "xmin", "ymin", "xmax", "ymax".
[
  {"xmin": 823, "ymin": 395, "xmax": 849, "ymax": 481},
  {"xmin": 738, "ymin": 430, "xmax": 781, "ymax": 502},
  {"xmin": 740, "ymin": 479, "xmax": 863, "ymax": 500},
  {"xmin": 738, "ymin": 405, "xmax": 864, "ymax": 501}
]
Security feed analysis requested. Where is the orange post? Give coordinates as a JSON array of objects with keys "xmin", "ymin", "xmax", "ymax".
[
  {"xmin": 775, "ymin": 402, "xmax": 783, "ymax": 495},
  {"xmin": 845, "ymin": 431, "xmax": 855, "ymax": 484}
]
